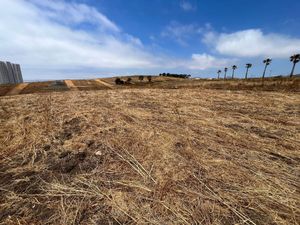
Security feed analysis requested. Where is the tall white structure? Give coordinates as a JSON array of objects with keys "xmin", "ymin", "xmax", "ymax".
[{"xmin": 0, "ymin": 61, "xmax": 23, "ymax": 84}]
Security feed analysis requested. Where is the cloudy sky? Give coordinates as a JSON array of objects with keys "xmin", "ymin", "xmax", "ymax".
[{"xmin": 0, "ymin": 0, "xmax": 300, "ymax": 80}]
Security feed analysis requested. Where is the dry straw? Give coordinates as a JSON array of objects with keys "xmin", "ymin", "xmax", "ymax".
[{"xmin": 0, "ymin": 84, "xmax": 299, "ymax": 224}]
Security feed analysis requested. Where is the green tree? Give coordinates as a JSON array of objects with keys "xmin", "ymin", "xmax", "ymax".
[
  {"xmin": 245, "ymin": 63, "xmax": 252, "ymax": 79},
  {"xmin": 289, "ymin": 54, "xmax": 300, "ymax": 77},
  {"xmin": 217, "ymin": 70, "xmax": 222, "ymax": 79},
  {"xmin": 224, "ymin": 67, "xmax": 228, "ymax": 79},
  {"xmin": 262, "ymin": 58, "xmax": 272, "ymax": 79},
  {"xmin": 231, "ymin": 65, "xmax": 237, "ymax": 79}
]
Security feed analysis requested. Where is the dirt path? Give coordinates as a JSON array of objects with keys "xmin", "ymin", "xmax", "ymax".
[
  {"xmin": 95, "ymin": 79, "xmax": 114, "ymax": 89},
  {"xmin": 65, "ymin": 80, "xmax": 78, "ymax": 91},
  {"xmin": 6, "ymin": 83, "xmax": 29, "ymax": 96}
]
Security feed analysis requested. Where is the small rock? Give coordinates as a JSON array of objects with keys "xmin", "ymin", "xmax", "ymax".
[{"xmin": 95, "ymin": 151, "xmax": 102, "ymax": 156}]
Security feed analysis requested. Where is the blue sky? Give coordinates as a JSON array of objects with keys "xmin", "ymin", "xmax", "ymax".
[{"xmin": 0, "ymin": 0, "xmax": 300, "ymax": 80}]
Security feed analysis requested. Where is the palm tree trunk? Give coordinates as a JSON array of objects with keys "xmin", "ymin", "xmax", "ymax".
[
  {"xmin": 224, "ymin": 72, "xmax": 227, "ymax": 79},
  {"xmin": 262, "ymin": 64, "xmax": 268, "ymax": 79},
  {"xmin": 245, "ymin": 68, "xmax": 249, "ymax": 79},
  {"xmin": 218, "ymin": 73, "xmax": 220, "ymax": 79},
  {"xmin": 290, "ymin": 62, "xmax": 296, "ymax": 78},
  {"xmin": 232, "ymin": 70, "xmax": 235, "ymax": 79}
]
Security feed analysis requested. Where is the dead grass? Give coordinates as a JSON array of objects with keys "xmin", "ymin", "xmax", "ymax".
[
  {"xmin": 152, "ymin": 77, "xmax": 300, "ymax": 92},
  {"xmin": 0, "ymin": 88, "xmax": 299, "ymax": 224},
  {"xmin": 1, "ymin": 76, "xmax": 299, "ymax": 97}
]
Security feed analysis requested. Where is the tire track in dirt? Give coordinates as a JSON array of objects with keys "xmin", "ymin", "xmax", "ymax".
[
  {"xmin": 65, "ymin": 80, "xmax": 79, "ymax": 91},
  {"xmin": 95, "ymin": 79, "xmax": 114, "ymax": 89},
  {"xmin": 6, "ymin": 83, "xmax": 29, "ymax": 96}
]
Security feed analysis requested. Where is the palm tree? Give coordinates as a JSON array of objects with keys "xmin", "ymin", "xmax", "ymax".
[
  {"xmin": 224, "ymin": 67, "xmax": 228, "ymax": 79},
  {"xmin": 217, "ymin": 70, "xmax": 222, "ymax": 79},
  {"xmin": 245, "ymin": 63, "xmax": 252, "ymax": 79},
  {"xmin": 231, "ymin": 65, "xmax": 237, "ymax": 79},
  {"xmin": 290, "ymin": 54, "xmax": 300, "ymax": 77},
  {"xmin": 262, "ymin": 58, "xmax": 272, "ymax": 79}
]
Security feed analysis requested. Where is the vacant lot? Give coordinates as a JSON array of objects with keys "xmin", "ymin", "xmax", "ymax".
[
  {"xmin": 0, "ymin": 88, "xmax": 299, "ymax": 224},
  {"xmin": 1, "ymin": 76, "xmax": 299, "ymax": 97}
]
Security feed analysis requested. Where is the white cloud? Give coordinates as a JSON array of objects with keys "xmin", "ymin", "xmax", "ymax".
[
  {"xmin": 202, "ymin": 31, "xmax": 218, "ymax": 46},
  {"xmin": 161, "ymin": 22, "xmax": 206, "ymax": 46},
  {"xmin": 0, "ymin": 0, "xmax": 233, "ymax": 79},
  {"xmin": 162, "ymin": 53, "xmax": 233, "ymax": 71},
  {"xmin": 0, "ymin": 0, "xmax": 161, "ymax": 78},
  {"xmin": 29, "ymin": 0, "xmax": 120, "ymax": 32},
  {"xmin": 180, "ymin": 1, "xmax": 196, "ymax": 12},
  {"xmin": 207, "ymin": 29, "xmax": 300, "ymax": 58},
  {"xmin": 186, "ymin": 54, "xmax": 233, "ymax": 70}
]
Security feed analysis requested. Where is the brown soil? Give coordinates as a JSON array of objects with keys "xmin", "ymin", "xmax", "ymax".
[
  {"xmin": 20, "ymin": 81, "xmax": 69, "ymax": 94},
  {"xmin": 0, "ymin": 84, "xmax": 14, "ymax": 96},
  {"xmin": 72, "ymin": 80, "xmax": 110, "ymax": 91},
  {"xmin": 6, "ymin": 83, "xmax": 29, "ymax": 95}
]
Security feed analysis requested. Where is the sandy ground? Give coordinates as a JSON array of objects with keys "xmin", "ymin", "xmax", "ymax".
[
  {"xmin": 95, "ymin": 79, "xmax": 114, "ymax": 89},
  {"xmin": 65, "ymin": 80, "xmax": 79, "ymax": 91},
  {"xmin": 0, "ymin": 88, "xmax": 299, "ymax": 224}
]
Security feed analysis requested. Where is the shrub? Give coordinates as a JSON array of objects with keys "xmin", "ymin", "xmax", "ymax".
[
  {"xmin": 147, "ymin": 76, "xmax": 152, "ymax": 82},
  {"xmin": 138, "ymin": 75, "xmax": 144, "ymax": 81},
  {"xmin": 115, "ymin": 77, "xmax": 124, "ymax": 85},
  {"xmin": 125, "ymin": 77, "xmax": 132, "ymax": 84}
]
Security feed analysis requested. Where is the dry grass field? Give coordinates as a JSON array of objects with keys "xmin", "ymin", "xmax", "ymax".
[
  {"xmin": 0, "ymin": 79, "xmax": 299, "ymax": 224},
  {"xmin": 0, "ymin": 76, "xmax": 299, "ymax": 97}
]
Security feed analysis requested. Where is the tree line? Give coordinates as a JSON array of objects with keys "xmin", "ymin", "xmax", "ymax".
[
  {"xmin": 217, "ymin": 54, "xmax": 300, "ymax": 79},
  {"xmin": 159, "ymin": 73, "xmax": 191, "ymax": 79}
]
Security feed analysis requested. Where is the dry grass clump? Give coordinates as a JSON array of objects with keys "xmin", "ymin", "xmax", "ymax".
[{"xmin": 0, "ymin": 88, "xmax": 299, "ymax": 224}]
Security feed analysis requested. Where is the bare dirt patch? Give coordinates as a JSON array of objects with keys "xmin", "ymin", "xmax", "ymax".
[
  {"xmin": 20, "ymin": 81, "xmax": 69, "ymax": 94},
  {"xmin": 72, "ymin": 80, "xmax": 110, "ymax": 91},
  {"xmin": 95, "ymin": 79, "xmax": 114, "ymax": 89},
  {"xmin": 65, "ymin": 80, "xmax": 78, "ymax": 91},
  {"xmin": 6, "ymin": 83, "xmax": 29, "ymax": 95},
  {"xmin": 0, "ymin": 84, "xmax": 15, "ymax": 96}
]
